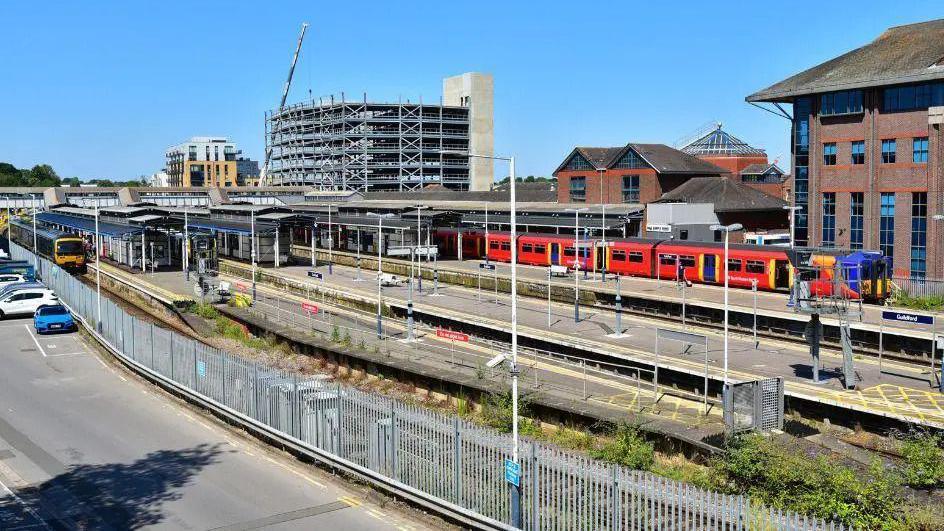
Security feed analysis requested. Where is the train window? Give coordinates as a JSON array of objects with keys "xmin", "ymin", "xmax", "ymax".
[
  {"xmin": 490, "ymin": 241, "xmax": 500, "ymax": 249},
  {"xmin": 746, "ymin": 260, "xmax": 766, "ymax": 274},
  {"xmin": 628, "ymin": 252, "xmax": 644, "ymax": 263},
  {"xmin": 612, "ymin": 250, "xmax": 626, "ymax": 261},
  {"xmin": 534, "ymin": 245, "xmax": 546, "ymax": 254},
  {"xmin": 500, "ymin": 242, "xmax": 511, "ymax": 251},
  {"xmin": 680, "ymin": 255, "xmax": 696, "ymax": 267},
  {"xmin": 522, "ymin": 243, "xmax": 533, "ymax": 253},
  {"xmin": 659, "ymin": 254, "xmax": 678, "ymax": 266},
  {"xmin": 563, "ymin": 247, "xmax": 575, "ymax": 257},
  {"xmin": 727, "ymin": 259, "xmax": 742, "ymax": 272}
]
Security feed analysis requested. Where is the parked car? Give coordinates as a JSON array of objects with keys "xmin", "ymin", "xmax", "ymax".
[
  {"xmin": 0, "ymin": 288, "xmax": 58, "ymax": 319},
  {"xmin": 33, "ymin": 304, "xmax": 76, "ymax": 333},
  {"xmin": 0, "ymin": 273, "xmax": 27, "ymax": 288},
  {"xmin": 0, "ymin": 282, "xmax": 45, "ymax": 300}
]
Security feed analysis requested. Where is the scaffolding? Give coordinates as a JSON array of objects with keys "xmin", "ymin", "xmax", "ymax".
[{"xmin": 265, "ymin": 95, "xmax": 471, "ymax": 192}]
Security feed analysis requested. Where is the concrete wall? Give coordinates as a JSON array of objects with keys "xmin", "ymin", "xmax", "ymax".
[{"xmin": 443, "ymin": 73, "xmax": 494, "ymax": 191}]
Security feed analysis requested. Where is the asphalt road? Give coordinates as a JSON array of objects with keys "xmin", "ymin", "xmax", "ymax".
[{"xmin": 0, "ymin": 319, "xmax": 435, "ymax": 530}]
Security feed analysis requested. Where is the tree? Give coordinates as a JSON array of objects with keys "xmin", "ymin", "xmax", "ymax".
[{"xmin": 28, "ymin": 164, "xmax": 60, "ymax": 186}]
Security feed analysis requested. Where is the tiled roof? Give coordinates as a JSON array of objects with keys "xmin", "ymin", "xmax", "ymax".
[
  {"xmin": 747, "ymin": 18, "xmax": 944, "ymax": 102},
  {"xmin": 656, "ymin": 177, "xmax": 787, "ymax": 212},
  {"xmin": 555, "ymin": 144, "xmax": 727, "ymax": 175},
  {"xmin": 740, "ymin": 163, "xmax": 785, "ymax": 175}
]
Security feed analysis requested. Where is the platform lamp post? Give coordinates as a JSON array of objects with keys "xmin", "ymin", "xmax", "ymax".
[
  {"xmin": 5, "ymin": 197, "xmax": 11, "ymax": 252},
  {"xmin": 95, "ymin": 204, "xmax": 102, "ymax": 332},
  {"xmin": 31, "ymin": 196, "xmax": 38, "ymax": 269},
  {"xmin": 783, "ymin": 205, "xmax": 803, "ymax": 248},
  {"xmin": 444, "ymin": 149, "xmax": 521, "ymax": 528},
  {"xmin": 250, "ymin": 209, "xmax": 257, "ymax": 303},
  {"xmin": 565, "ymin": 207, "xmax": 588, "ymax": 323},
  {"xmin": 367, "ymin": 212, "xmax": 395, "ymax": 339},
  {"xmin": 598, "ymin": 168, "xmax": 607, "ymax": 282},
  {"xmin": 413, "ymin": 205, "xmax": 429, "ymax": 293},
  {"xmin": 710, "ymin": 222, "xmax": 743, "ymax": 384}
]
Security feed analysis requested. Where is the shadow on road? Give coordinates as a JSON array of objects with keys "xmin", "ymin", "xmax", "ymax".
[{"xmin": 1, "ymin": 443, "xmax": 225, "ymax": 529}]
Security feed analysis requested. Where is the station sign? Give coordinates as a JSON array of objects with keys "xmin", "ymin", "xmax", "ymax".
[
  {"xmin": 504, "ymin": 459, "xmax": 520, "ymax": 487},
  {"xmin": 881, "ymin": 310, "xmax": 934, "ymax": 326},
  {"xmin": 301, "ymin": 302, "xmax": 319, "ymax": 314},
  {"xmin": 436, "ymin": 328, "xmax": 469, "ymax": 342},
  {"xmin": 479, "ymin": 263, "xmax": 496, "ymax": 271},
  {"xmin": 307, "ymin": 270, "xmax": 324, "ymax": 280},
  {"xmin": 235, "ymin": 282, "xmax": 248, "ymax": 292},
  {"xmin": 646, "ymin": 224, "xmax": 672, "ymax": 233}
]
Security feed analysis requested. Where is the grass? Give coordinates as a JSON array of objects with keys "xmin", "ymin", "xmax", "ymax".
[{"xmin": 889, "ymin": 291, "xmax": 944, "ymax": 311}]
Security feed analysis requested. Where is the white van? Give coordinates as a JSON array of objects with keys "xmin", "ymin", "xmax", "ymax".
[{"xmin": 0, "ymin": 288, "xmax": 58, "ymax": 319}]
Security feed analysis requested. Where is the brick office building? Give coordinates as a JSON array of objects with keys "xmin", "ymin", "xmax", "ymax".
[
  {"xmin": 747, "ymin": 19, "xmax": 944, "ymax": 279},
  {"xmin": 552, "ymin": 143, "xmax": 726, "ymax": 205}
]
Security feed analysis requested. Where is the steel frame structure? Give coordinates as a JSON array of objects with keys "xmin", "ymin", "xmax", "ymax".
[{"xmin": 266, "ymin": 95, "xmax": 471, "ymax": 191}]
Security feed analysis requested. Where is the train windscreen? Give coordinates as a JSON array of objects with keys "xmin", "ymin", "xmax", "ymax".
[{"xmin": 56, "ymin": 240, "xmax": 84, "ymax": 255}]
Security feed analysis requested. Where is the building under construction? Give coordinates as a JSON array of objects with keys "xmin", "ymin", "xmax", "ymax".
[{"xmin": 265, "ymin": 72, "xmax": 494, "ymax": 192}]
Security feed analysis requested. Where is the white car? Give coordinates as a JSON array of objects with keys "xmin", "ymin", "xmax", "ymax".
[
  {"xmin": 0, "ymin": 288, "xmax": 58, "ymax": 319},
  {"xmin": 0, "ymin": 274, "xmax": 28, "ymax": 289},
  {"xmin": 378, "ymin": 273, "xmax": 403, "ymax": 287}
]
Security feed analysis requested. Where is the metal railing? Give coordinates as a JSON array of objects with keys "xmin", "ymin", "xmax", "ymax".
[
  {"xmin": 893, "ymin": 276, "xmax": 944, "ymax": 298},
  {"xmin": 13, "ymin": 242, "xmax": 852, "ymax": 530}
]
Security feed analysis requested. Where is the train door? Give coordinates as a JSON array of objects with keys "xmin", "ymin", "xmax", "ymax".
[
  {"xmin": 550, "ymin": 243, "xmax": 560, "ymax": 265},
  {"xmin": 774, "ymin": 260, "xmax": 791, "ymax": 289},
  {"xmin": 596, "ymin": 245, "xmax": 606, "ymax": 272},
  {"xmin": 703, "ymin": 254, "xmax": 716, "ymax": 282}
]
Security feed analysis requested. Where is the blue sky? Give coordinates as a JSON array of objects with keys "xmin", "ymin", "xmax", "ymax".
[{"xmin": 1, "ymin": 1, "xmax": 941, "ymax": 181}]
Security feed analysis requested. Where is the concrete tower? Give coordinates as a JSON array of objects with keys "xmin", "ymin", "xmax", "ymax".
[{"xmin": 443, "ymin": 72, "xmax": 494, "ymax": 191}]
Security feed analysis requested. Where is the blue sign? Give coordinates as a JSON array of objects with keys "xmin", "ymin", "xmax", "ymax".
[
  {"xmin": 504, "ymin": 459, "xmax": 520, "ymax": 487},
  {"xmin": 307, "ymin": 270, "xmax": 324, "ymax": 280},
  {"xmin": 882, "ymin": 310, "xmax": 934, "ymax": 326},
  {"xmin": 479, "ymin": 263, "xmax": 496, "ymax": 271},
  {"xmin": 197, "ymin": 360, "xmax": 206, "ymax": 378}
]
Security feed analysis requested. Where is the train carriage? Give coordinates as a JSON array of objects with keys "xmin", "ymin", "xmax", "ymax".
[{"xmin": 10, "ymin": 219, "xmax": 86, "ymax": 272}]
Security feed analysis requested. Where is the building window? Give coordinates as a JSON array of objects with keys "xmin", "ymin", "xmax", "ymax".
[
  {"xmin": 851, "ymin": 141, "xmax": 865, "ymax": 165},
  {"xmin": 614, "ymin": 149, "xmax": 647, "ymax": 169},
  {"xmin": 881, "ymin": 139, "xmax": 896, "ymax": 163},
  {"xmin": 911, "ymin": 192, "xmax": 927, "ymax": 278},
  {"xmin": 822, "ymin": 192, "xmax": 836, "ymax": 247},
  {"xmin": 884, "ymin": 82, "xmax": 944, "ymax": 112},
  {"xmin": 913, "ymin": 137, "xmax": 928, "ymax": 163},
  {"xmin": 621, "ymin": 175, "xmax": 640, "ymax": 202},
  {"xmin": 569, "ymin": 176, "xmax": 586, "ymax": 202},
  {"xmin": 820, "ymin": 90, "xmax": 863, "ymax": 115},
  {"xmin": 850, "ymin": 192, "xmax": 863, "ymax": 250},
  {"xmin": 880, "ymin": 192, "xmax": 895, "ymax": 268},
  {"xmin": 792, "ymin": 97, "xmax": 810, "ymax": 246},
  {"xmin": 564, "ymin": 154, "xmax": 594, "ymax": 171},
  {"xmin": 823, "ymin": 143, "xmax": 837, "ymax": 166}
]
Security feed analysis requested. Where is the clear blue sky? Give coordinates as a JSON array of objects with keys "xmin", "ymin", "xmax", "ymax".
[{"xmin": 1, "ymin": 1, "xmax": 941, "ymax": 181}]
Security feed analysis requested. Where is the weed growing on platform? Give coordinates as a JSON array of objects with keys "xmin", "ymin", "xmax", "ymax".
[
  {"xmin": 900, "ymin": 431, "xmax": 944, "ymax": 488},
  {"xmin": 331, "ymin": 325, "xmax": 340, "ymax": 343},
  {"xmin": 191, "ymin": 302, "xmax": 220, "ymax": 320},
  {"xmin": 890, "ymin": 290, "xmax": 944, "ymax": 311}
]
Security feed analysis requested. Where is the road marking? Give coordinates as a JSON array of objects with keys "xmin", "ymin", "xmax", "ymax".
[
  {"xmin": 207, "ymin": 501, "xmax": 351, "ymax": 531},
  {"xmin": 45, "ymin": 352, "xmax": 84, "ymax": 358},
  {"xmin": 23, "ymin": 325, "xmax": 47, "ymax": 357},
  {"xmin": 0, "ymin": 474, "xmax": 53, "ymax": 531},
  {"xmin": 339, "ymin": 495, "xmax": 362, "ymax": 507}
]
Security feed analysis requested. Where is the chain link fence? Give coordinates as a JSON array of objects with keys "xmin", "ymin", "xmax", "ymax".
[{"xmin": 14, "ymin": 243, "xmax": 849, "ymax": 530}]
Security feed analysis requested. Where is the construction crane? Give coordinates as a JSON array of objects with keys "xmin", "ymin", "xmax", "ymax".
[{"xmin": 260, "ymin": 22, "xmax": 309, "ymax": 187}]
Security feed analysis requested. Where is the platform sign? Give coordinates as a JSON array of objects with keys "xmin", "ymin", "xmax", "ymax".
[
  {"xmin": 235, "ymin": 282, "xmax": 248, "ymax": 292},
  {"xmin": 882, "ymin": 310, "xmax": 934, "ymax": 326},
  {"xmin": 307, "ymin": 270, "xmax": 324, "ymax": 280},
  {"xmin": 197, "ymin": 360, "xmax": 206, "ymax": 378},
  {"xmin": 479, "ymin": 263, "xmax": 496, "ymax": 271},
  {"xmin": 504, "ymin": 459, "xmax": 520, "ymax": 487},
  {"xmin": 436, "ymin": 329, "xmax": 469, "ymax": 342},
  {"xmin": 302, "ymin": 302, "xmax": 319, "ymax": 314}
]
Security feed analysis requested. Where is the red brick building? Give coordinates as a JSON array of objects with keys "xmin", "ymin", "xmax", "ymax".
[
  {"xmin": 748, "ymin": 19, "xmax": 944, "ymax": 279},
  {"xmin": 679, "ymin": 124, "xmax": 789, "ymax": 199},
  {"xmin": 552, "ymin": 143, "xmax": 726, "ymax": 205}
]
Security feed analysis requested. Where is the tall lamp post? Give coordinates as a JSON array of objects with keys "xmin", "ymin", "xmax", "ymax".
[
  {"xmin": 598, "ymin": 169, "xmax": 607, "ymax": 281},
  {"xmin": 95, "ymin": 204, "xmax": 102, "ymax": 331},
  {"xmin": 783, "ymin": 205, "xmax": 802, "ymax": 248},
  {"xmin": 413, "ymin": 205, "xmax": 429, "ymax": 292},
  {"xmin": 250, "ymin": 209, "xmax": 257, "ymax": 303},
  {"xmin": 367, "ymin": 212, "xmax": 395, "ymax": 338},
  {"xmin": 710, "ymin": 223, "xmax": 744, "ymax": 383},
  {"xmin": 445, "ymin": 149, "xmax": 520, "ymax": 527},
  {"xmin": 31, "ymin": 195, "xmax": 38, "ymax": 269},
  {"xmin": 565, "ymin": 207, "xmax": 588, "ymax": 322}
]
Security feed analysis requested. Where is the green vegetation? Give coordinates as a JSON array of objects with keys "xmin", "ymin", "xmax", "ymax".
[
  {"xmin": 191, "ymin": 302, "xmax": 220, "ymax": 320},
  {"xmin": 590, "ymin": 424, "xmax": 655, "ymax": 470},
  {"xmin": 716, "ymin": 434, "xmax": 904, "ymax": 529},
  {"xmin": 478, "ymin": 391, "xmax": 541, "ymax": 436},
  {"xmin": 900, "ymin": 432, "xmax": 944, "ymax": 488},
  {"xmin": 0, "ymin": 162, "xmax": 62, "ymax": 187},
  {"xmin": 889, "ymin": 290, "xmax": 944, "ymax": 311}
]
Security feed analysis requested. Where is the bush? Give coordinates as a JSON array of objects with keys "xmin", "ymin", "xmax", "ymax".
[
  {"xmin": 192, "ymin": 302, "xmax": 220, "ymax": 319},
  {"xmin": 900, "ymin": 432, "xmax": 944, "ymax": 488},
  {"xmin": 717, "ymin": 435, "xmax": 902, "ymax": 529},
  {"xmin": 480, "ymin": 391, "xmax": 532, "ymax": 433},
  {"xmin": 591, "ymin": 424, "xmax": 654, "ymax": 470},
  {"xmin": 890, "ymin": 291, "xmax": 944, "ymax": 311}
]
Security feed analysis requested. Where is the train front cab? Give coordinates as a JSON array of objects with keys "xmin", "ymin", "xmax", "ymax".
[
  {"xmin": 839, "ymin": 251, "xmax": 890, "ymax": 302},
  {"xmin": 53, "ymin": 237, "xmax": 86, "ymax": 272}
]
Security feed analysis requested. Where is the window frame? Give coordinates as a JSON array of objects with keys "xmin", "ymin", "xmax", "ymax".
[
  {"xmin": 851, "ymin": 140, "xmax": 865, "ymax": 165},
  {"xmin": 823, "ymin": 143, "xmax": 837, "ymax": 166},
  {"xmin": 881, "ymin": 139, "xmax": 896, "ymax": 164}
]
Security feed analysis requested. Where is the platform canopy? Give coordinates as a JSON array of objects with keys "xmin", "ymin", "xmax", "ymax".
[{"xmin": 37, "ymin": 212, "xmax": 143, "ymax": 238}]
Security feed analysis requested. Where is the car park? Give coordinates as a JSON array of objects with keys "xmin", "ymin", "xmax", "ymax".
[
  {"xmin": 0, "ymin": 288, "xmax": 58, "ymax": 319},
  {"xmin": 33, "ymin": 304, "xmax": 76, "ymax": 333}
]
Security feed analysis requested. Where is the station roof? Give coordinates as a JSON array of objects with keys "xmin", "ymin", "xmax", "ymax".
[
  {"xmin": 37, "ymin": 211, "xmax": 143, "ymax": 237},
  {"xmin": 301, "ymin": 214, "xmax": 415, "ymax": 231},
  {"xmin": 461, "ymin": 213, "xmax": 629, "ymax": 231},
  {"xmin": 185, "ymin": 218, "xmax": 279, "ymax": 235},
  {"xmin": 747, "ymin": 18, "xmax": 944, "ymax": 102}
]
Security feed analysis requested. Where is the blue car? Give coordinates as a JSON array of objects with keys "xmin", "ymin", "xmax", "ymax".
[{"xmin": 34, "ymin": 305, "xmax": 76, "ymax": 334}]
